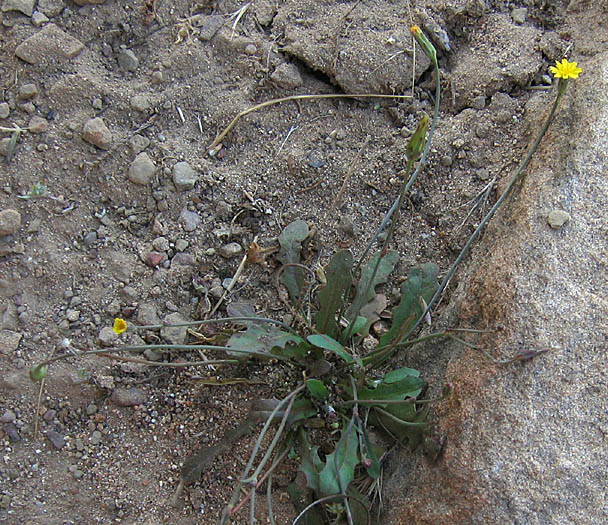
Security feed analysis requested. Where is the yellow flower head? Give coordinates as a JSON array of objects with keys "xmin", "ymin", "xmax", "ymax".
[
  {"xmin": 549, "ymin": 59, "xmax": 582, "ymax": 80},
  {"xmin": 113, "ymin": 318, "xmax": 127, "ymax": 335}
]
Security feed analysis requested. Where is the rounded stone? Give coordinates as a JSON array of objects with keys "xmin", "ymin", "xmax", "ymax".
[
  {"xmin": 98, "ymin": 326, "xmax": 118, "ymax": 347},
  {"xmin": 172, "ymin": 161, "xmax": 198, "ymax": 191},
  {"xmin": 0, "ymin": 209, "xmax": 22, "ymax": 236},
  {"xmin": 18, "ymin": 83, "xmax": 39, "ymax": 100},
  {"xmin": 130, "ymin": 94, "xmax": 150, "ymax": 112},
  {"xmin": 117, "ymin": 49, "xmax": 139, "ymax": 71},
  {"xmin": 219, "ymin": 242, "xmax": 243, "ymax": 259},
  {"xmin": 28, "ymin": 116, "xmax": 48, "ymax": 133},
  {"xmin": 270, "ymin": 62, "xmax": 303, "ymax": 89},
  {"xmin": 0, "ymin": 102, "xmax": 9, "ymax": 119},
  {"xmin": 128, "ymin": 152, "xmax": 156, "ymax": 185},
  {"xmin": 547, "ymin": 209, "xmax": 570, "ymax": 229},
  {"xmin": 82, "ymin": 117, "xmax": 112, "ymax": 150}
]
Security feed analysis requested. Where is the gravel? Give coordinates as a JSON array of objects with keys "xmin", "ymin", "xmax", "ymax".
[{"xmin": 0, "ymin": 209, "xmax": 22, "ymax": 236}]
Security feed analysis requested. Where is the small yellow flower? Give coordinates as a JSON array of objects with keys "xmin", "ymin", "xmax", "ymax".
[
  {"xmin": 113, "ymin": 318, "xmax": 127, "ymax": 335},
  {"xmin": 549, "ymin": 59, "xmax": 582, "ymax": 80}
]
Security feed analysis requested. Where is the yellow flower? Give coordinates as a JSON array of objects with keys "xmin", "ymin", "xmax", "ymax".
[
  {"xmin": 113, "ymin": 318, "xmax": 127, "ymax": 335},
  {"xmin": 549, "ymin": 59, "xmax": 582, "ymax": 80}
]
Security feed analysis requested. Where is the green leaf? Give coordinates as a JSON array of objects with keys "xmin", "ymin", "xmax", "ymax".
[
  {"xmin": 298, "ymin": 428, "xmax": 323, "ymax": 493},
  {"xmin": 345, "ymin": 250, "xmax": 399, "ymax": 322},
  {"xmin": 29, "ymin": 363, "xmax": 48, "ymax": 382},
  {"xmin": 319, "ymin": 418, "xmax": 359, "ymax": 496},
  {"xmin": 277, "ymin": 220, "xmax": 309, "ymax": 302},
  {"xmin": 359, "ymin": 427, "xmax": 382, "ymax": 480},
  {"xmin": 359, "ymin": 375, "xmax": 424, "ymax": 401},
  {"xmin": 315, "ymin": 250, "xmax": 353, "ymax": 337},
  {"xmin": 306, "ymin": 379, "xmax": 329, "ymax": 400},
  {"xmin": 271, "ymin": 340, "xmax": 313, "ymax": 362},
  {"xmin": 307, "ymin": 334, "xmax": 354, "ymax": 364},
  {"xmin": 249, "ymin": 398, "xmax": 317, "ymax": 426},
  {"xmin": 379, "ymin": 262, "xmax": 439, "ymax": 347},
  {"xmin": 369, "ymin": 404, "xmax": 429, "ymax": 450},
  {"xmin": 227, "ymin": 324, "xmax": 304, "ymax": 361},
  {"xmin": 356, "ymin": 294, "xmax": 388, "ymax": 337},
  {"xmin": 6, "ymin": 129, "xmax": 20, "ymax": 163},
  {"xmin": 382, "ymin": 367, "xmax": 420, "ymax": 383},
  {"xmin": 347, "ymin": 484, "xmax": 371, "ymax": 525}
]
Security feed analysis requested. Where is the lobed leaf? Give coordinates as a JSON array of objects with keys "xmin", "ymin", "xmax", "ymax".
[
  {"xmin": 277, "ymin": 219, "xmax": 309, "ymax": 302},
  {"xmin": 379, "ymin": 262, "xmax": 439, "ymax": 347},
  {"xmin": 307, "ymin": 334, "xmax": 354, "ymax": 364},
  {"xmin": 227, "ymin": 324, "xmax": 304, "ymax": 361},
  {"xmin": 345, "ymin": 250, "xmax": 399, "ymax": 323},
  {"xmin": 319, "ymin": 417, "xmax": 359, "ymax": 496},
  {"xmin": 314, "ymin": 250, "xmax": 353, "ymax": 337}
]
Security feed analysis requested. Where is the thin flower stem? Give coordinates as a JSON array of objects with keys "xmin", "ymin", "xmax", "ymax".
[
  {"xmin": 343, "ymin": 52, "xmax": 441, "ymax": 343},
  {"xmin": 410, "ymin": 83, "xmax": 568, "ymax": 340},
  {"xmin": 207, "ymin": 93, "xmax": 412, "ymax": 154},
  {"xmin": 128, "ymin": 316, "xmax": 299, "ymax": 335},
  {"xmin": 221, "ymin": 384, "xmax": 305, "ymax": 524},
  {"xmin": 354, "ymin": 55, "xmax": 441, "ymax": 274},
  {"xmin": 36, "ymin": 343, "xmax": 291, "ymax": 368}
]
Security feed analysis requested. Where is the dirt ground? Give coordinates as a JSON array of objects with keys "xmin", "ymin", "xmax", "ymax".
[{"xmin": 0, "ymin": 0, "xmax": 579, "ymax": 523}]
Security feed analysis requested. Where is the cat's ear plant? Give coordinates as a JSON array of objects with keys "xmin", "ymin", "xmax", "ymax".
[{"xmin": 29, "ymin": 26, "xmax": 581, "ymax": 525}]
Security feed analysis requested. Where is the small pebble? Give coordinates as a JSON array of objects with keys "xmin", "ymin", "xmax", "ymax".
[
  {"xmin": 179, "ymin": 208, "xmax": 199, "ymax": 232},
  {"xmin": 43, "ymin": 409, "xmax": 56, "ymax": 421},
  {"xmin": 2, "ymin": 0, "xmax": 36, "ymax": 16},
  {"xmin": 6, "ymin": 422, "xmax": 20, "ymax": 442},
  {"xmin": 98, "ymin": 326, "xmax": 117, "ymax": 346},
  {"xmin": 0, "ymin": 409, "xmax": 16, "ymax": 423},
  {"xmin": 130, "ymin": 94, "xmax": 150, "ymax": 112},
  {"xmin": 31, "ymin": 10, "xmax": 50, "ymax": 27},
  {"xmin": 0, "ymin": 102, "xmax": 9, "ymax": 119},
  {"xmin": 144, "ymin": 251, "xmax": 166, "ymax": 267},
  {"xmin": 152, "ymin": 236, "xmax": 169, "ymax": 252},
  {"xmin": 0, "ymin": 209, "xmax": 22, "ymax": 236},
  {"xmin": 143, "ymin": 348, "xmax": 163, "ymax": 361},
  {"xmin": 82, "ymin": 117, "xmax": 112, "ymax": 150},
  {"xmin": 90, "ymin": 430, "xmax": 102, "ymax": 445},
  {"xmin": 86, "ymin": 404, "xmax": 98, "ymax": 415},
  {"xmin": 171, "ymin": 252, "xmax": 195, "ymax": 266},
  {"xmin": 83, "ymin": 231, "xmax": 97, "ymax": 246},
  {"xmin": 75, "ymin": 437, "xmax": 84, "ymax": 451},
  {"xmin": 547, "ymin": 209, "xmax": 570, "ymax": 229},
  {"xmin": 47, "ymin": 430, "xmax": 65, "ymax": 449},
  {"xmin": 338, "ymin": 215, "xmax": 356, "ymax": 238},
  {"xmin": 110, "ymin": 387, "xmax": 147, "ymax": 407},
  {"xmin": 271, "ymin": 62, "xmax": 303, "ymax": 89},
  {"xmin": 175, "ymin": 239, "xmax": 189, "ymax": 252},
  {"xmin": 18, "ymin": 83, "xmax": 39, "ymax": 100},
  {"xmin": 197, "ymin": 14, "xmax": 223, "ymax": 41},
  {"xmin": 160, "ymin": 312, "xmax": 189, "ymax": 344},
  {"xmin": 150, "ymin": 70, "xmax": 163, "ymax": 84},
  {"xmin": 219, "ymin": 242, "xmax": 243, "ymax": 259},
  {"xmin": 72, "ymin": 469, "xmax": 84, "ymax": 479},
  {"xmin": 28, "ymin": 115, "xmax": 48, "ymax": 133},
  {"xmin": 66, "ymin": 309, "xmax": 80, "ymax": 322},
  {"xmin": 129, "ymin": 134, "xmax": 150, "ymax": 154},
  {"xmin": 511, "ymin": 7, "xmax": 528, "ymax": 24},
  {"xmin": 91, "ymin": 97, "xmax": 103, "ymax": 110},
  {"xmin": 117, "ymin": 48, "xmax": 139, "ymax": 71},
  {"xmin": 128, "ymin": 152, "xmax": 156, "ymax": 185},
  {"xmin": 172, "ymin": 161, "xmax": 198, "ymax": 191}
]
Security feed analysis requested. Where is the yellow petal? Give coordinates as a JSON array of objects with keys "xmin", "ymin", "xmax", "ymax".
[{"xmin": 113, "ymin": 318, "xmax": 127, "ymax": 335}]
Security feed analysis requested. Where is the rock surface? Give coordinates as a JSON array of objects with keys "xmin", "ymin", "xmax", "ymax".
[{"xmin": 384, "ymin": 51, "xmax": 608, "ymax": 525}]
